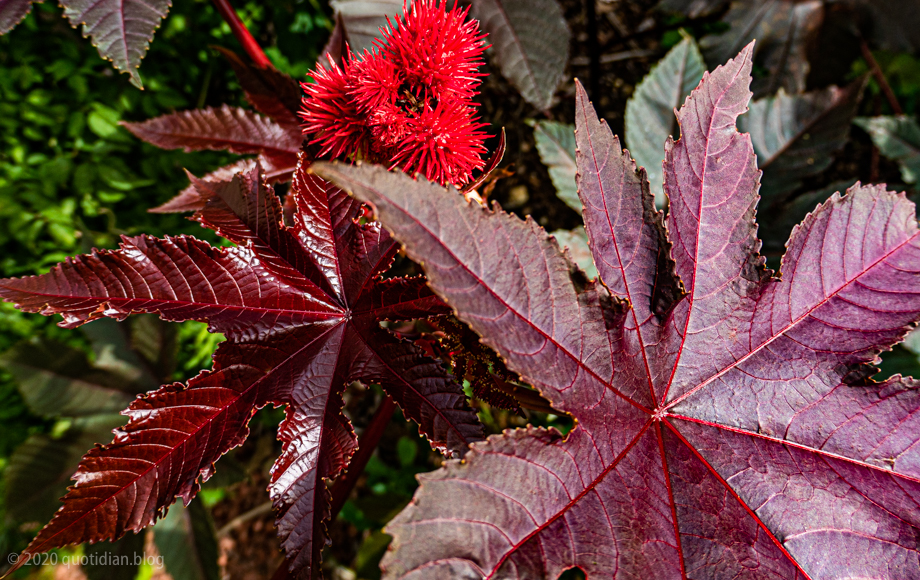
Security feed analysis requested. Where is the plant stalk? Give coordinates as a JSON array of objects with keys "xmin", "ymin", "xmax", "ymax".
[
  {"xmin": 860, "ymin": 38, "xmax": 902, "ymax": 115},
  {"xmin": 211, "ymin": 0, "xmax": 274, "ymax": 69},
  {"xmin": 329, "ymin": 395, "xmax": 397, "ymax": 518}
]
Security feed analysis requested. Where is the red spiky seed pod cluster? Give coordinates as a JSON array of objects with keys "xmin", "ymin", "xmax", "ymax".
[{"xmin": 300, "ymin": 0, "xmax": 489, "ymax": 187}]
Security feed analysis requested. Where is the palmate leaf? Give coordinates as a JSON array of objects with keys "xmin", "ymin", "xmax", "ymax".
[
  {"xmin": 0, "ymin": 159, "xmax": 482, "ymax": 578},
  {"xmin": 143, "ymin": 47, "xmax": 304, "ymax": 214},
  {"xmin": 319, "ymin": 43, "xmax": 920, "ymax": 579}
]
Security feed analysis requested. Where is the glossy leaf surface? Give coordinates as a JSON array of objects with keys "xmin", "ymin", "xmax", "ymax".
[
  {"xmin": 470, "ymin": 0, "xmax": 569, "ymax": 111},
  {"xmin": 319, "ymin": 44, "xmax": 920, "ymax": 579},
  {"xmin": 122, "ymin": 105, "xmax": 302, "ymax": 171},
  {"xmin": 0, "ymin": 160, "xmax": 482, "ymax": 578}
]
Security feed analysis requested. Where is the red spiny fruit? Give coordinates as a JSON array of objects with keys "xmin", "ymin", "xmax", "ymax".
[
  {"xmin": 299, "ymin": 56, "xmax": 369, "ymax": 160},
  {"xmin": 350, "ymin": 51, "xmax": 401, "ymax": 115},
  {"xmin": 374, "ymin": 0, "xmax": 487, "ymax": 103},
  {"xmin": 300, "ymin": 0, "xmax": 490, "ymax": 187},
  {"xmin": 390, "ymin": 99, "xmax": 489, "ymax": 186}
]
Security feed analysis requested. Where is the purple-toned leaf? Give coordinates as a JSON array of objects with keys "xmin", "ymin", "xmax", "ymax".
[
  {"xmin": 153, "ymin": 156, "xmax": 299, "ymax": 214},
  {"xmin": 0, "ymin": 234, "xmax": 340, "ymax": 335},
  {"xmin": 0, "ymin": 0, "xmax": 36, "ymax": 34},
  {"xmin": 318, "ymin": 43, "xmax": 920, "ymax": 579},
  {"xmin": 59, "ymin": 0, "xmax": 170, "ymax": 89},
  {"xmin": 470, "ymin": 0, "xmax": 570, "ymax": 111},
  {"xmin": 1, "ymin": 159, "xmax": 482, "ymax": 577},
  {"xmin": 121, "ymin": 105, "xmax": 302, "ymax": 170},
  {"xmin": 700, "ymin": 0, "xmax": 823, "ymax": 97}
]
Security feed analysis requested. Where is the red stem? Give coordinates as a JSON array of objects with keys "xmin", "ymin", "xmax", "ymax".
[
  {"xmin": 211, "ymin": 0, "xmax": 273, "ymax": 69},
  {"xmin": 329, "ymin": 396, "xmax": 398, "ymax": 518}
]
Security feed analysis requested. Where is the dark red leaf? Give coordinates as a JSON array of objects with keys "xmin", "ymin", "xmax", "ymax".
[
  {"xmin": 121, "ymin": 105, "xmax": 302, "ymax": 170},
  {"xmin": 151, "ymin": 160, "xmax": 259, "ymax": 214},
  {"xmin": 214, "ymin": 46, "xmax": 303, "ymax": 127},
  {"xmin": 318, "ymin": 43, "xmax": 920, "ymax": 579},
  {"xmin": 461, "ymin": 128, "xmax": 506, "ymax": 196},
  {"xmin": 0, "ymin": 159, "xmax": 482, "ymax": 577},
  {"xmin": 152, "ymin": 156, "xmax": 300, "ymax": 215}
]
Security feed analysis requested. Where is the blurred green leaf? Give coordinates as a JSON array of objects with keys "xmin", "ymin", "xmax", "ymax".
[
  {"xmin": 551, "ymin": 227, "xmax": 597, "ymax": 280},
  {"xmin": 625, "ymin": 33, "xmax": 705, "ymax": 206},
  {"xmin": 154, "ymin": 498, "xmax": 220, "ymax": 580},
  {"xmin": 854, "ymin": 115, "xmax": 920, "ymax": 184},
  {"xmin": 83, "ymin": 532, "xmax": 146, "ymax": 580},
  {"xmin": 395, "ymin": 436, "xmax": 417, "ymax": 468},
  {"xmin": 531, "ymin": 120, "xmax": 578, "ymax": 213}
]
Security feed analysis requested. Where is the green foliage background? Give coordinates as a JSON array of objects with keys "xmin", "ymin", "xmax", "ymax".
[{"xmin": 0, "ymin": 0, "xmax": 332, "ymax": 572}]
